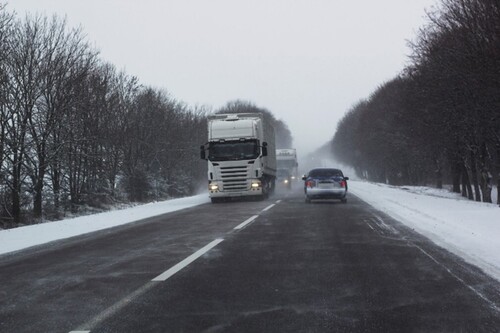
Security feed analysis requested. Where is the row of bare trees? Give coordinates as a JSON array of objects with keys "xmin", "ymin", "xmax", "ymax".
[
  {"xmin": 332, "ymin": 0, "xmax": 500, "ymax": 204},
  {"xmin": 0, "ymin": 9, "xmax": 209, "ymax": 227}
]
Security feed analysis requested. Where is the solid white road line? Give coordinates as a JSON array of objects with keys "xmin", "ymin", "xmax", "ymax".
[
  {"xmin": 415, "ymin": 244, "xmax": 500, "ymax": 313},
  {"xmin": 69, "ymin": 331, "xmax": 90, "ymax": 333},
  {"xmin": 262, "ymin": 204, "xmax": 275, "ymax": 212},
  {"xmin": 152, "ymin": 238, "xmax": 224, "ymax": 281},
  {"xmin": 234, "ymin": 215, "xmax": 259, "ymax": 230},
  {"xmin": 276, "ymin": 200, "xmax": 282, "ymax": 203}
]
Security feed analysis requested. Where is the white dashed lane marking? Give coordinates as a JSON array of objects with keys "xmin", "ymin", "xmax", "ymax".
[
  {"xmin": 152, "ymin": 238, "xmax": 224, "ymax": 282},
  {"xmin": 262, "ymin": 204, "xmax": 275, "ymax": 212},
  {"xmin": 234, "ymin": 215, "xmax": 259, "ymax": 230}
]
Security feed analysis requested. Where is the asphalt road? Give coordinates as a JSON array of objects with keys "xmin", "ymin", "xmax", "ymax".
[{"xmin": 1, "ymin": 185, "xmax": 500, "ymax": 332}]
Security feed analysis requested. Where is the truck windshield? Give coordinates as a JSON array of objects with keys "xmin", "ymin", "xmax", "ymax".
[{"xmin": 208, "ymin": 140, "xmax": 259, "ymax": 161}]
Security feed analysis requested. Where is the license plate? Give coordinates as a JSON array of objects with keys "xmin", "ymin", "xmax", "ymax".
[{"xmin": 318, "ymin": 183, "xmax": 334, "ymax": 189}]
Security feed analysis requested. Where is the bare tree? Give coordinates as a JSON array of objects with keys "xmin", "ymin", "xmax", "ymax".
[
  {"xmin": 0, "ymin": 5, "xmax": 14, "ymax": 223},
  {"xmin": 23, "ymin": 15, "xmax": 97, "ymax": 218},
  {"xmin": 3, "ymin": 14, "xmax": 48, "ymax": 223}
]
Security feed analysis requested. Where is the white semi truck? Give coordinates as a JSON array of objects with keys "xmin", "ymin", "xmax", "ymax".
[
  {"xmin": 200, "ymin": 113, "xmax": 276, "ymax": 203},
  {"xmin": 276, "ymin": 148, "xmax": 299, "ymax": 189}
]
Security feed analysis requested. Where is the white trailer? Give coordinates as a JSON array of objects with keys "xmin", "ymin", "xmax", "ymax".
[
  {"xmin": 276, "ymin": 148, "xmax": 299, "ymax": 180},
  {"xmin": 200, "ymin": 113, "xmax": 276, "ymax": 202}
]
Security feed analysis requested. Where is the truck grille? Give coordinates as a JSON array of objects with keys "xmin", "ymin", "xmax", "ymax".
[{"xmin": 220, "ymin": 166, "xmax": 248, "ymax": 191}]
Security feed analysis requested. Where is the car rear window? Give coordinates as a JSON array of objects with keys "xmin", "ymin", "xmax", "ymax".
[{"xmin": 309, "ymin": 169, "xmax": 343, "ymax": 178}]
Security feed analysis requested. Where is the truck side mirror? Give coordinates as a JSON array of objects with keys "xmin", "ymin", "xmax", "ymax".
[
  {"xmin": 200, "ymin": 145, "xmax": 206, "ymax": 160},
  {"xmin": 261, "ymin": 142, "xmax": 268, "ymax": 156}
]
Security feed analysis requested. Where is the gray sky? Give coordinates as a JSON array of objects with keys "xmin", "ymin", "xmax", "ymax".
[{"xmin": 8, "ymin": 0, "xmax": 436, "ymax": 156}]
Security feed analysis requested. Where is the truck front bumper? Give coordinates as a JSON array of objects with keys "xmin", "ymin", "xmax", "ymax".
[{"xmin": 208, "ymin": 180, "xmax": 263, "ymax": 198}]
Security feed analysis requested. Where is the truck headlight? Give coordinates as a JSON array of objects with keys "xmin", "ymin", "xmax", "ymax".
[
  {"xmin": 251, "ymin": 180, "xmax": 261, "ymax": 188},
  {"xmin": 209, "ymin": 183, "xmax": 219, "ymax": 191}
]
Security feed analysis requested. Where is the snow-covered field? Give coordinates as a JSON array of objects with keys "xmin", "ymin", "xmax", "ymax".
[{"xmin": 1, "ymin": 181, "xmax": 499, "ymax": 282}]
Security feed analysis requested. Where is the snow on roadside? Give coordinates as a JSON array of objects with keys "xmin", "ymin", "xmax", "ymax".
[
  {"xmin": 0, "ymin": 194, "xmax": 210, "ymax": 256},
  {"xmin": 349, "ymin": 180, "xmax": 500, "ymax": 282}
]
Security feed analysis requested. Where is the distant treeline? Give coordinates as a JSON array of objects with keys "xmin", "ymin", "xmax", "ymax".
[
  {"xmin": 0, "ymin": 7, "xmax": 292, "ymax": 227},
  {"xmin": 331, "ymin": 0, "xmax": 500, "ymax": 204}
]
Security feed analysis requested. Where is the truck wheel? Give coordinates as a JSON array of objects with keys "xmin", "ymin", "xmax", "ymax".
[
  {"xmin": 263, "ymin": 181, "xmax": 270, "ymax": 199},
  {"xmin": 211, "ymin": 198, "xmax": 222, "ymax": 203}
]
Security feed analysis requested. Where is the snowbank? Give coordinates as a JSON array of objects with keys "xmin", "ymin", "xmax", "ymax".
[{"xmin": 0, "ymin": 194, "xmax": 209, "ymax": 256}]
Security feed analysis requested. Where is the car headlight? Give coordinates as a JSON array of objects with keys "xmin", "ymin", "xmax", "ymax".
[{"xmin": 284, "ymin": 179, "xmax": 289, "ymax": 184}]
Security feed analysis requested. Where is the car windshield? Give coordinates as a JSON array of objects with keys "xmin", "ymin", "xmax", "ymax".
[
  {"xmin": 308, "ymin": 169, "xmax": 343, "ymax": 178},
  {"xmin": 208, "ymin": 140, "xmax": 260, "ymax": 161}
]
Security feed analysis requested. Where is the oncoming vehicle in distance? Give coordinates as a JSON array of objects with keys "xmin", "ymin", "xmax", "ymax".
[
  {"xmin": 302, "ymin": 168, "xmax": 349, "ymax": 203},
  {"xmin": 276, "ymin": 168, "xmax": 292, "ymax": 190}
]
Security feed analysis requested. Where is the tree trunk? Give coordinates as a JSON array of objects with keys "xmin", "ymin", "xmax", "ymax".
[
  {"xmin": 469, "ymin": 151, "xmax": 482, "ymax": 202},
  {"xmin": 11, "ymin": 167, "xmax": 21, "ymax": 224},
  {"xmin": 33, "ymin": 186, "xmax": 42, "ymax": 219},
  {"xmin": 497, "ymin": 176, "xmax": 500, "ymax": 206},
  {"xmin": 461, "ymin": 162, "xmax": 474, "ymax": 200},
  {"xmin": 497, "ymin": 144, "xmax": 500, "ymax": 206},
  {"xmin": 435, "ymin": 158, "xmax": 443, "ymax": 189},
  {"xmin": 33, "ymin": 161, "xmax": 46, "ymax": 219},
  {"xmin": 452, "ymin": 160, "xmax": 461, "ymax": 193},
  {"xmin": 10, "ymin": 147, "xmax": 23, "ymax": 224},
  {"xmin": 480, "ymin": 169, "xmax": 493, "ymax": 203},
  {"xmin": 53, "ymin": 181, "xmax": 60, "ymax": 212},
  {"xmin": 479, "ymin": 143, "xmax": 492, "ymax": 203}
]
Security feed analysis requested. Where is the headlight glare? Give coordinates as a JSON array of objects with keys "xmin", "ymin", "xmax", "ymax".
[{"xmin": 251, "ymin": 181, "xmax": 261, "ymax": 188}]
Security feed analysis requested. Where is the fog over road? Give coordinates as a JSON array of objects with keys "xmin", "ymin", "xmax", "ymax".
[{"xmin": 1, "ymin": 186, "xmax": 499, "ymax": 332}]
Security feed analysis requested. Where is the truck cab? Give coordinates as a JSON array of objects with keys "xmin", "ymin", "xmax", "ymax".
[{"xmin": 201, "ymin": 113, "xmax": 276, "ymax": 202}]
